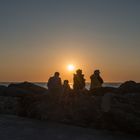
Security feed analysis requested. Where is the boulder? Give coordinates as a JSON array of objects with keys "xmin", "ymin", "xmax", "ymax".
[
  {"xmin": 0, "ymin": 96, "xmax": 19, "ymax": 114},
  {"xmin": 119, "ymin": 81, "xmax": 140, "ymax": 93},
  {"xmin": 17, "ymin": 94, "xmax": 49, "ymax": 119},
  {"xmin": 108, "ymin": 92, "xmax": 140, "ymax": 133},
  {"xmin": 8, "ymin": 82, "xmax": 47, "ymax": 94},
  {"xmin": 4, "ymin": 87, "xmax": 32, "ymax": 97}
]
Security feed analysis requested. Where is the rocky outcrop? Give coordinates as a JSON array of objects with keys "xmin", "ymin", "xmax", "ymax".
[
  {"xmin": 0, "ymin": 82, "xmax": 48, "ymax": 115},
  {"xmin": 8, "ymin": 82, "xmax": 47, "ymax": 94},
  {"xmin": 0, "ymin": 85, "xmax": 7, "ymax": 96},
  {"xmin": 4, "ymin": 87, "xmax": 31, "ymax": 97},
  {"xmin": 0, "ymin": 81, "xmax": 140, "ymax": 134},
  {"xmin": 108, "ymin": 92, "xmax": 140, "ymax": 133},
  {"xmin": 0, "ymin": 96, "xmax": 19, "ymax": 114},
  {"xmin": 16, "ymin": 91, "xmax": 140, "ymax": 134},
  {"xmin": 118, "ymin": 80, "xmax": 140, "ymax": 93},
  {"xmin": 90, "ymin": 87, "xmax": 117, "ymax": 96},
  {"xmin": 17, "ymin": 94, "xmax": 48, "ymax": 120}
]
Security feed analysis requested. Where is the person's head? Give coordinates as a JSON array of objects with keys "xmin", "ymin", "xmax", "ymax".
[
  {"xmin": 76, "ymin": 69, "xmax": 82, "ymax": 75},
  {"xmin": 54, "ymin": 72, "xmax": 60, "ymax": 77},
  {"xmin": 94, "ymin": 70, "xmax": 100, "ymax": 75},
  {"xmin": 64, "ymin": 80, "xmax": 69, "ymax": 85}
]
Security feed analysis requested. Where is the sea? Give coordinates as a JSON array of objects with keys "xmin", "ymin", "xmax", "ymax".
[{"xmin": 0, "ymin": 82, "xmax": 121, "ymax": 90}]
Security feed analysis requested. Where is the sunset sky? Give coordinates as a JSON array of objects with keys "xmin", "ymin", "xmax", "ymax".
[{"xmin": 0, "ymin": 0, "xmax": 140, "ymax": 82}]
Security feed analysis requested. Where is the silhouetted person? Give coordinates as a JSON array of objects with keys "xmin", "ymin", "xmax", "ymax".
[
  {"xmin": 73, "ymin": 69, "xmax": 85, "ymax": 90},
  {"xmin": 90, "ymin": 70, "xmax": 103, "ymax": 90},
  {"xmin": 62, "ymin": 80, "xmax": 71, "ymax": 93},
  {"xmin": 47, "ymin": 72, "xmax": 62, "ymax": 93}
]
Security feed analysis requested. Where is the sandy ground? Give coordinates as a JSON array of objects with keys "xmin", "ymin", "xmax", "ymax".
[{"xmin": 0, "ymin": 115, "xmax": 139, "ymax": 140}]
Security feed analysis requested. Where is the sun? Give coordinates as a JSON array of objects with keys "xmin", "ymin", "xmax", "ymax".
[{"xmin": 67, "ymin": 64, "xmax": 75, "ymax": 71}]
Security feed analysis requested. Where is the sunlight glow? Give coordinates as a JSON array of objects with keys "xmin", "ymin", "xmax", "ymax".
[{"xmin": 67, "ymin": 64, "xmax": 75, "ymax": 71}]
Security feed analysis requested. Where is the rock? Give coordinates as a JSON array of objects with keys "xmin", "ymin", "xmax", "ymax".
[
  {"xmin": 107, "ymin": 92, "xmax": 140, "ymax": 133},
  {"xmin": 1, "ymin": 80, "xmax": 140, "ymax": 134},
  {"xmin": 0, "ymin": 96, "xmax": 19, "ymax": 114},
  {"xmin": 90, "ymin": 87, "xmax": 117, "ymax": 96},
  {"xmin": 8, "ymin": 82, "xmax": 47, "ymax": 94},
  {"xmin": 17, "ymin": 94, "xmax": 49, "ymax": 119},
  {"xmin": 101, "ymin": 93, "xmax": 114, "ymax": 113},
  {"xmin": 0, "ymin": 85, "xmax": 7, "ymax": 96},
  {"xmin": 4, "ymin": 87, "xmax": 32, "ymax": 97},
  {"xmin": 119, "ymin": 81, "xmax": 140, "ymax": 93},
  {"xmin": 17, "ymin": 87, "xmax": 140, "ymax": 134},
  {"xmin": 119, "ymin": 81, "xmax": 137, "ymax": 88}
]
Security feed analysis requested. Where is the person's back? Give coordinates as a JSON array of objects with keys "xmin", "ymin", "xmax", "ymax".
[
  {"xmin": 73, "ymin": 69, "xmax": 85, "ymax": 90},
  {"xmin": 47, "ymin": 72, "xmax": 62, "ymax": 92},
  {"xmin": 90, "ymin": 70, "xmax": 103, "ymax": 90}
]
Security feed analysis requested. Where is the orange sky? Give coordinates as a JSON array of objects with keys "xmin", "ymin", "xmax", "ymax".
[{"xmin": 0, "ymin": 36, "xmax": 140, "ymax": 83}]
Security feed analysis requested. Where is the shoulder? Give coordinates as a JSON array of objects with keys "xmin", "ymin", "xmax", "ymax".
[
  {"xmin": 58, "ymin": 77, "xmax": 61, "ymax": 80},
  {"xmin": 49, "ymin": 77, "xmax": 53, "ymax": 81}
]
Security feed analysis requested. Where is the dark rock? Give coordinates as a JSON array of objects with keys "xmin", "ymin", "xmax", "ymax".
[
  {"xmin": 108, "ymin": 92, "xmax": 140, "ymax": 133},
  {"xmin": 4, "ymin": 87, "xmax": 32, "ymax": 97},
  {"xmin": 119, "ymin": 81, "xmax": 137, "ymax": 88},
  {"xmin": 17, "ymin": 94, "xmax": 48, "ymax": 120},
  {"xmin": 119, "ymin": 81, "xmax": 140, "ymax": 93},
  {"xmin": 8, "ymin": 82, "xmax": 47, "ymax": 94},
  {"xmin": 0, "ymin": 85, "xmax": 7, "ymax": 96},
  {"xmin": 0, "ymin": 85, "xmax": 31, "ymax": 97},
  {"xmin": 90, "ymin": 87, "xmax": 117, "ymax": 96},
  {"xmin": 0, "ymin": 96, "xmax": 19, "ymax": 114},
  {"xmin": 1, "ymin": 80, "xmax": 140, "ymax": 134}
]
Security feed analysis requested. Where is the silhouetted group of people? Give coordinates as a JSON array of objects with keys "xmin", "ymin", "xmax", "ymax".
[{"xmin": 47, "ymin": 69, "xmax": 103, "ymax": 93}]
